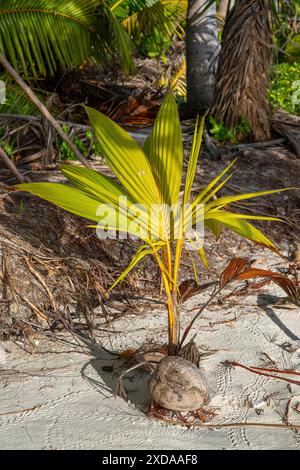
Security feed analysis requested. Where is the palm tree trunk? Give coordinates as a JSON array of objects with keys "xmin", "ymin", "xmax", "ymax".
[
  {"xmin": 211, "ymin": 0, "xmax": 273, "ymax": 141},
  {"xmin": 186, "ymin": 0, "xmax": 219, "ymax": 112},
  {"xmin": 217, "ymin": 0, "xmax": 229, "ymax": 19}
]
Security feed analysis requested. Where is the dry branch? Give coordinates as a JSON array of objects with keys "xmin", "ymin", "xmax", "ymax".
[
  {"xmin": 0, "ymin": 145, "xmax": 27, "ymax": 183},
  {"xmin": 0, "ymin": 53, "xmax": 91, "ymax": 168}
]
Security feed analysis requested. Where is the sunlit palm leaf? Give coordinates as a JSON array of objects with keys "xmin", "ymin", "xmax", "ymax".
[
  {"xmin": 109, "ymin": 243, "xmax": 158, "ymax": 290},
  {"xmin": 183, "ymin": 116, "xmax": 205, "ymax": 206},
  {"xmin": 205, "ymin": 219, "xmax": 222, "ymax": 239},
  {"xmin": 61, "ymin": 164, "xmax": 161, "ymax": 239},
  {"xmin": 85, "ymin": 106, "xmax": 161, "ymax": 209},
  {"xmin": 204, "ymin": 188, "xmax": 290, "ymax": 212},
  {"xmin": 15, "ymin": 182, "xmax": 108, "ymax": 223},
  {"xmin": 205, "ymin": 210, "xmax": 279, "ymax": 252},
  {"xmin": 0, "ymin": 0, "xmax": 100, "ymax": 78},
  {"xmin": 143, "ymin": 91, "xmax": 183, "ymax": 206},
  {"xmin": 191, "ymin": 158, "xmax": 238, "ymax": 208}
]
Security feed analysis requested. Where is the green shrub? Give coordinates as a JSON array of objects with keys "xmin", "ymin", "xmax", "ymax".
[
  {"xmin": 270, "ymin": 62, "xmax": 300, "ymax": 116},
  {"xmin": 209, "ymin": 116, "xmax": 251, "ymax": 143},
  {"xmin": 59, "ymin": 126, "xmax": 102, "ymax": 161}
]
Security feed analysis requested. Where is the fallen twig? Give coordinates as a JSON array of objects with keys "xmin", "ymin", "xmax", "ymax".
[
  {"xmin": 221, "ymin": 138, "xmax": 285, "ymax": 154},
  {"xmin": 23, "ymin": 257, "xmax": 56, "ymax": 311},
  {"xmin": 225, "ymin": 361, "xmax": 300, "ymax": 386},
  {"xmin": 150, "ymin": 414, "xmax": 300, "ymax": 431},
  {"xmin": 0, "ymin": 255, "xmax": 49, "ymax": 322},
  {"xmin": 0, "ymin": 145, "xmax": 27, "ymax": 183}
]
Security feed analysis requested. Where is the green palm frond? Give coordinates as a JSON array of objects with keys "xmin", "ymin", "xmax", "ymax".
[
  {"xmin": 96, "ymin": 1, "xmax": 134, "ymax": 73},
  {"xmin": 0, "ymin": 0, "xmax": 187, "ymax": 81},
  {"xmin": 0, "ymin": 0, "xmax": 102, "ymax": 78},
  {"xmin": 16, "ymin": 92, "xmax": 287, "ymax": 254},
  {"xmin": 124, "ymin": 0, "xmax": 185, "ymax": 36},
  {"xmin": 118, "ymin": 0, "xmax": 186, "ymax": 49}
]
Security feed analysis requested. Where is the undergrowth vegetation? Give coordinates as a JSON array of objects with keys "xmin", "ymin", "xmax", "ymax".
[
  {"xmin": 59, "ymin": 126, "xmax": 102, "ymax": 161},
  {"xmin": 270, "ymin": 62, "xmax": 300, "ymax": 116},
  {"xmin": 208, "ymin": 116, "xmax": 251, "ymax": 143}
]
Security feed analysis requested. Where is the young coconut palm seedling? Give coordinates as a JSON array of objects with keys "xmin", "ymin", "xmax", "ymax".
[{"xmin": 15, "ymin": 92, "xmax": 287, "ymax": 413}]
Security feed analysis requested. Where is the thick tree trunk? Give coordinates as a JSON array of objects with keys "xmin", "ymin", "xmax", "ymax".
[
  {"xmin": 211, "ymin": 0, "xmax": 273, "ymax": 141},
  {"xmin": 186, "ymin": 0, "xmax": 219, "ymax": 112}
]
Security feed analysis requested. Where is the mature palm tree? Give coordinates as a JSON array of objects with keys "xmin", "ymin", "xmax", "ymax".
[
  {"xmin": 211, "ymin": 0, "xmax": 273, "ymax": 141},
  {"xmin": 187, "ymin": 0, "xmax": 297, "ymax": 141},
  {"xmin": 186, "ymin": 0, "xmax": 219, "ymax": 112}
]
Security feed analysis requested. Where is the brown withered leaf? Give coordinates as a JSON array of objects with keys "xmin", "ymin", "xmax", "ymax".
[
  {"xmin": 237, "ymin": 268, "xmax": 300, "ymax": 307},
  {"xmin": 178, "ymin": 279, "xmax": 198, "ymax": 304},
  {"xmin": 220, "ymin": 257, "xmax": 251, "ymax": 287},
  {"xmin": 177, "ymin": 279, "xmax": 217, "ymax": 305}
]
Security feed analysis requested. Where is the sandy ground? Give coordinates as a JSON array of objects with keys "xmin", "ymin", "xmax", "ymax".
[{"xmin": 1, "ymin": 252, "xmax": 300, "ymax": 450}]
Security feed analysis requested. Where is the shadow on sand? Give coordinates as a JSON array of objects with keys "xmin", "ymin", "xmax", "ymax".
[
  {"xmin": 79, "ymin": 340, "xmax": 151, "ymax": 409},
  {"xmin": 257, "ymin": 293, "xmax": 300, "ymax": 342}
]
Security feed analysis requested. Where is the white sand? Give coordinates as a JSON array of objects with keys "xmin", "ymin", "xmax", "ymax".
[{"xmin": 1, "ymin": 255, "xmax": 300, "ymax": 450}]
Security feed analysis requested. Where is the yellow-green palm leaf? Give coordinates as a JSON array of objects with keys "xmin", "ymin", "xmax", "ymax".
[
  {"xmin": 86, "ymin": 106, "xmax": 161, "ymax": 209},
  {"xmin": 143, "ymin": 91, "xmax": 183, "ymax": 206}
]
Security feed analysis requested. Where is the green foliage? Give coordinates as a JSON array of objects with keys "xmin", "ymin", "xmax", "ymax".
[
  {"xmin": 0, "ymin": 0, "xmax": 102, "ymax": 78},
  {"xmin": 284, "ymin": 34, "xmax": 300, "ymax": 63},
  {"xmin": 273, "ymin": 0, "xmax": 300, "ymax": 63},
  {"xmin": 270, "ymin": 62, "xmax": 300, "ymax": 116},
  {"xmin": 85, "ymin": 129, "xmax": 103, "ymax": 155},
  {"xmin": 139, "ymin": 27, "xmax": 172, "ymax": 58},
  {"xmin": 0, "ymin": 0, "xmax": 186, "ymax": 79},
  {"xmin": 209, "ymin": 116, "xmax": 251, "ymax": 143},
  {"xmin": 59, "ymin": 126, "xmax": 102, "ymax": 161},
  {"xmin": 0, "ymin": 129, "xmax": 16, "ymax": 158},
  {"xmin": 114, "ymin": 0, "xmax": 186, "ymax": 58}
]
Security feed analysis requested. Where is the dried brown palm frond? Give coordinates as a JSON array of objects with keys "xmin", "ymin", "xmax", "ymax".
[{"xmin": 211, "ymin": 0, "xmax": 273, "ymax": 141}]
